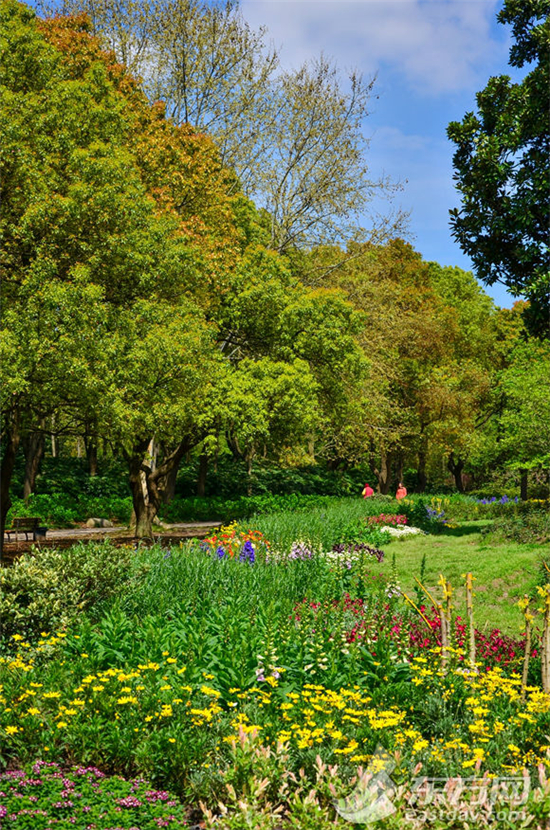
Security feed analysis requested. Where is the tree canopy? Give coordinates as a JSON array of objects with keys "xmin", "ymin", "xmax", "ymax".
[
  {"xmin": 447, "ymin": 0, "xmax": 550, "ymax": 336},
  {"xmin": 44, "ymin": 0, "xmax": 403, "ymax": 252}
]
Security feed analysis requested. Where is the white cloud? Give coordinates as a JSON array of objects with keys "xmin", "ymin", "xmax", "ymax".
[
  {"xmin": 241, "ymin": 0, "xmax": 506, "ymax": 95},
  {"xmin": 369, "ymin": 125, "xmax": 432, "ymax": 153}
]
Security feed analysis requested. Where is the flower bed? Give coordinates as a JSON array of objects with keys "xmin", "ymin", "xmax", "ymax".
[
  {"xmin": 1, "ymin": 536, "xmax": 550, "ymax": 829},
  {"xmin": 0, "ymin": 762, "xmax": 187, "ymax": 828},
  {"xmin": 367, "ymin": 513, "xmax": 407, "ymax": 526}
]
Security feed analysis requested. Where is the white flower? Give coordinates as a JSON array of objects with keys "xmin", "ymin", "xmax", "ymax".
[{"xmin": 381, "ymin": 525, "xmax": 424, "ymax": 538}]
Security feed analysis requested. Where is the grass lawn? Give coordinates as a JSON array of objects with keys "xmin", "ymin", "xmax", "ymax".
[
  {"xmin": 249, "ymin": 499, "xmax": 549, "ymax": 636},
  {"xmin": 383, "ymin": 520, "xmax": 549, "ymax": 635}
]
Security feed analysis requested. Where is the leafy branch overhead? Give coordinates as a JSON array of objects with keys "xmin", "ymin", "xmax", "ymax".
[
  {"xmin": 42, "ymin": 0, "xmax": 403, "ymax": 251},
  {"xmin": 447, "ymin": 0, "xmax": 550, "ymax": 336}
]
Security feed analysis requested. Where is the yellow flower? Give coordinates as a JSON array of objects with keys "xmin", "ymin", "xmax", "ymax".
[
  {"xmin": 6, "ymin": 726, "xmax": 19, "ymax": 735},
  {"xmin": 200, "ymin": 686, "xmax": 221, "ymax": 697}
]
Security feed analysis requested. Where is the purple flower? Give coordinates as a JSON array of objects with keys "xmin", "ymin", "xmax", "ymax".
[
  {"xmin": 216, "ymin": 546, "xmax": 226, "ymax": 559},
  {"xmin": 116, "ymin": 796, "xmax": 143, "ymax": 808},
  {"xmin": 240, "ymin": 540, "xmax": 255, "ymax": 564},
  {"xmin": 289, "ymin": 542, "xmax": 314, "ymax": 560}
]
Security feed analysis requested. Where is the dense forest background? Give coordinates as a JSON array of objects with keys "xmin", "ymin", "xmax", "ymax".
[{"xmin": 2, "ymin": 0, "xmax": 549, "ymax": 539}]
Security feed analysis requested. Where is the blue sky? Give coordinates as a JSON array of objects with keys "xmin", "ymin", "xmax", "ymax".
[{"xmin": 240, "ymin": 0, "xmax": 522, "ymax": 308}]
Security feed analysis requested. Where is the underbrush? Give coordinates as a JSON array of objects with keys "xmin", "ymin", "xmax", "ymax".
[
  {"xmin": 0, "ymin": 542, "xmax": 150, "ymax": 643},
  {"xmin": 488, "ymin": 509, "xmax": 550, "ymax": 545},
  {"xmin": 6, "ymin": 493, "xmax": 133, "ymax": 528}
]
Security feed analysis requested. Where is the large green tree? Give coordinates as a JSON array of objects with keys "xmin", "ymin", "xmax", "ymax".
[
  {"xmin": 0, "ymin": 1, "xmax": 222, "ymax": 542},
  {"xmin": 2, "ymin": 3, "xmax": 368, "ymax": 539},
  {"xmin": 497, "ymin": 339, "xmax": 550, "ymax": 496},
  {"xmin": 447, "ymin": 0, "xmax": 550, "ymax": 336}
]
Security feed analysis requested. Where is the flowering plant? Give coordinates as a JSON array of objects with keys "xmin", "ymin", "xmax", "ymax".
[
  {"xmin": 0, "ymin": 761, "xmax": 187, "ymax": 828},
  {"xmin": 367, "ymin": 514, "xmax": 407, "ymax": 527},
  {"xmin": 201, "ymin": 523, "xmax": 270, "ymax": 563},
  {"xmin": 288, "ymin": 540, "xmax": 316, "ymax": 560},
  {"xmin": 477, "ymin": 495, "xmax": 519, "ymax": 505}
]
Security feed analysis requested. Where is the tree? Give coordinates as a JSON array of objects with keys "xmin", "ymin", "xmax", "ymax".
[
  {"xmin": 44, "ymin": 0, "xmax": 401, "ymax": 252},
  {"xmin": 2, "ymin": 3, "xmax": 370, "ymax": 541},
  {"xmin": 498, "ymin": 340, "xmax": 550, "ymax": 496},
  {"xmin": 447, "ymin": 0, "xmax": 550, "ymax": 336},
  {"xmin": 0, "ymin": 1, "xmax": 226, "ymax": 542}
]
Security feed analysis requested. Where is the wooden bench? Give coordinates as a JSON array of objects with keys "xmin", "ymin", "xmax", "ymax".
[{"xmin": 4, "ymin": 517, "xmax": 46, "ymax": 542}]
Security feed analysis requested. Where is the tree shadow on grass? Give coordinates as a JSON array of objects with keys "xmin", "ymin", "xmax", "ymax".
[{"xmin": 441, "ymin": 522, "xmax": 493, "ymax": 538}]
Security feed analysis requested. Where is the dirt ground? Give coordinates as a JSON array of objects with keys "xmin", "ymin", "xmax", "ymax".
[{"xmin": 1, "ymin": 521, "xmax": 221, "ymax": 565}]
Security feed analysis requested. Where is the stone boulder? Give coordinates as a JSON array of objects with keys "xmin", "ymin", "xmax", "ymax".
[{"xmin": 85, "ymin": 518, "xmax": 114, "ymax": 528}]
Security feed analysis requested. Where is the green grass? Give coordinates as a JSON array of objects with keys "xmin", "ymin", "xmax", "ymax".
[
  {"xmin": 245, "ymin": 499, "xmax": 550, "ymax": 635},
  {"xmin": 382, "ymin": 520, "xmax": 549, "ymax": 635},
  {"xmin": 245, "ymin": 496, "xmax": 396, "ymax": 552}
]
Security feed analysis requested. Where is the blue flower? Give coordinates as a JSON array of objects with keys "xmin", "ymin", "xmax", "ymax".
[
  {"xmin": 241, "ymin": 540, "xmax": 255, "ymax": 564},
  {"xmin": 216, "ymin": 546, "xmax": 226, "ymax": 559}
]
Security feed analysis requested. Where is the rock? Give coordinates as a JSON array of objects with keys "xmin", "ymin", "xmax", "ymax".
[{"xmin": 85, "ymin": 518, "xmax": 113, "ymax": 528}]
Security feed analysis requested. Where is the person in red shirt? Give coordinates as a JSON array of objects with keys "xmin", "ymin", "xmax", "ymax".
[
  {"xmin": 362, "ymin": 483, "xmax": 374, "ymax": 498},
  {"xmin": 396, "ymin": 482, "xmax": 407, "ymax": 500}
]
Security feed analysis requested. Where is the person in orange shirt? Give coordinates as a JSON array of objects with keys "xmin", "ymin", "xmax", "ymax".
[
  {"xmin": 362, "ymin": 483, "xmax": 374, "ymax": 498},
  {"xmin": 396, "ymin": 482, "xmax": 407, "ymax": 500}
]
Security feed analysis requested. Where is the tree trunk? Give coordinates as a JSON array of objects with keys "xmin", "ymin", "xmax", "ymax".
[
  {"xmin": 415, "ymin": 438, "xmax": 428, "ymax": 493},
  {"xmin": 23, "ymin": 428, "xmax": 45, "ymax": 501},
  {"xmin": 447, "ymin": 452, "xmax": 465, "ymax": 492},
  {"xmin": 197, "ymin": 453, "xmax": 208, "ymax": 497},
  {"xmin": 520, "ymin": 469, "xmax": 528, "ymax": 501},
  {"xmin": 129, "ymin": 455, "xmax": 158, "ymax": 539},
  {"xmin": 128, "ymin": 439, "xmax": 194, "ymax": 538},
  {"xmin": 226, "ymin": 429, "xmax": 243, "ymax": 462},
  {"xmin": 161, "ymin": 462, "xmax": 179, "ymax": 504},
  {"xmin": 1, "ymin": 411, "xmax": 20, "ymax": 560},
  {"xmin": 374, "ymin": 449, "xmax": 392, "ymax": 494},
  {"xmin": 246, "ymin": 447, "xmax": 255, "ymax": 497},
  {"xmin": 84, "ymin": 431, "xmax": 99, "ymax": 477},
  {"xmin": 396, "ymin": 454, "xmax": 404, "ymax": 486}
]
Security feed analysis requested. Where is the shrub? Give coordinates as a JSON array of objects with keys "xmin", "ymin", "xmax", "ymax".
[
  {"xmin": 489, "ymin": 510, "xmax": 550, "ymax": 544},
  {"xmin": 0, "ymin": 542, "xmax": 150, "ymax": 643},
  {"xmin": 0, "ymin": 762, "xmax": 188, "ymax": 829},
  {"xmin": 6, "ymin": 493, "xmax": 132, "ymax": 528}
]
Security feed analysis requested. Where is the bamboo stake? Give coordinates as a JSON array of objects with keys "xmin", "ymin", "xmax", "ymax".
[
  {"xmin": 438, "ymin": 575, "xmax": 453, "ymax": 674},
  {"xmin": 413, "ymin": 576, "xmax": 439, "ymax": 610},
  {"xmin": 518, "ymin": 596, "xmax": 533, "ymax": 703},
  {"xmin": 402, "ymin": 592, "xmax": 433, "ymax": 629},
  {"xmin": 465, "ymin": 573, "xmax": 477, "ymax": 671},
  {"xmin": 540, "ymin": 585, "xmax": 550, "ymax": 694}
]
